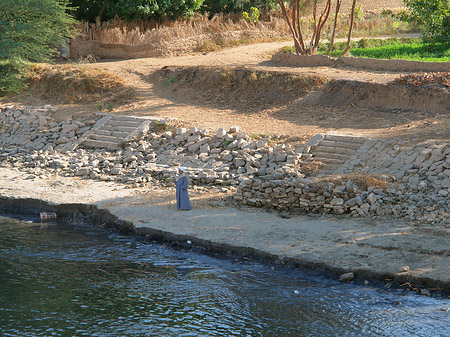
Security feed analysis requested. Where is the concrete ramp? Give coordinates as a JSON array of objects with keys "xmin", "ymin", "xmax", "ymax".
[{"xmin": 64, "ymin": 114, "xmax": 156, "ymax": 151}]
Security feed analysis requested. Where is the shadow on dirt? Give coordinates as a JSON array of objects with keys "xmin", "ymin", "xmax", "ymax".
[{"xmin": 138, "ymin": 65, "xmax": 450, "ymax": 138}]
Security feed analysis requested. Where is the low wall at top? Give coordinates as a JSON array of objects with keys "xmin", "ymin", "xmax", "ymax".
[
  {"xmin": 70, "ymin": 39, "xmax": 164, "ymax": 59},
  {"xmin": 272, "ymin": 52, "xmax": 450, "ymax": 73}
]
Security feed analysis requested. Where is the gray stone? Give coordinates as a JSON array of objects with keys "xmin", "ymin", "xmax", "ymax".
[
  {"xmin": 339, "ymin": 272, "xmax": 354, "ymax": 282},
  {"xmin": 229, "ymin": 126, "xmax": 240, "ymax": 133},
  {"xmin": 236, "ymin": 132, "xmax": 247, "ymax": 140},
  {"xmin": 75, "ymin": 167, "xmax": 90, "ymax": 176},
  {"xmin": 216, "ymin": 128, "xmax": 226, "ymax": 138},
  {"xmin": 330, "ymin": 198, "xmax": 344, "ymax": 206},
  {"xmin": 234, "ymin": 158, "xmax": 246, "ymax": 167},
  {"xmin": 275, "ymin": 152, "xmax": 287, "ymax": 162},
  {"xmin": 187, "ymin": 134, "xmax": 201, "ymax": 143},
  {"xmin": 199, "ymin": 144, "xmax": 210, "ymax": 154},
  {"xmin": 366, "ymin": 193, "xmax": 377, "ymax": 205}
]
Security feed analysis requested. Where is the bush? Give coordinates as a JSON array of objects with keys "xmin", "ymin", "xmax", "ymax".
[
  {"xmin": 0, "ymin": 0, "xmax": 77, "ymax": 62},
  {"xmin": 106, "ymin": 0, "xmax": 204, "ymax": 21},
  {"xmin": 242, "ymin": 7, "xmax": 260, "ymax": 23},
  {"xmin": 397, "ymin": 0, "xmax": 450, "ymax": 42},
  {"xmin": 0, "ymin": 60, "xmax": 28, "ymax": 94},
  {"xmin": 201, "ymin": 0, "xmax": 278, "ymax": 15},
  {"xmin": 0, "ymin": 0, "xmax": 77, "ymax": 94},
  {"xmin": 71, "ymin": 0, "xmax": 205, "ymax": 22}
]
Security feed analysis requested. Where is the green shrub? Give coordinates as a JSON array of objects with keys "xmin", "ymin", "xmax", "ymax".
[
  {"xmin": 0, "ymin": 60, "xmax": 28, "ymax": 94},
  {"xmin": 105, "ymin": 0, "xmax": 204, "ymax": 21},
  {"xmin": 201, "ymin": 0, "xmax": 278, "ymax": 15},
  {"xmin": 0, "ymin": 0, "xmax": 77, "ymax": 62},
  {"xmin": 242, "ymin": 7, "xmax": 260, "ymax": 23},
  {"xmin": 0, "ymin": 0, "xmax": 76, "ymax": 94},
  {"xmin": 396, "ymin": 0, "xmax": 450, "ymax": 43}
]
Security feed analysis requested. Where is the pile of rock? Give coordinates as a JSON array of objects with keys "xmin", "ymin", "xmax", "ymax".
[
  {"xmin": 0, "ymin": 105, "xmax": 305, "ymax": 189},
  {"xmin": 0, "ymin": 105, "xmax": 95, "ymax": 152},
  {"xmin": 235, "ymin": 165, "xmax": 450, "ymax": 224},
  {"xmin": 1, "ymin": 105, "xmax": 449, "ymax": 223}
]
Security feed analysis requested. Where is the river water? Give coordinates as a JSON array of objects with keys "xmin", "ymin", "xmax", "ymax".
[{"xmin": 0, "ymin": 215, "xmax": 449, "ymax": 337}]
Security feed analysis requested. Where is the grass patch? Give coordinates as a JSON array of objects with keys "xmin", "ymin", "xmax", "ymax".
[
  {"xmin": 350, "ymin": 42, "xmax": 450, "ymax": 62},
  {"xmin": 24, "ymin": 63, "xmax": 136, "ymax": 104},
  {"xmin": 280, "ymin": 38, "xmax": 450, "ymax": 62}
]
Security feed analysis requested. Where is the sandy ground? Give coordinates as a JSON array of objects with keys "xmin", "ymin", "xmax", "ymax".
[
  {"xmin": 1, "ymin": 166, "xmax": 448, "ymax": 293},
  {"xmin": 7, "ymin": 33, "xmax": 448, "ymax": 143}
]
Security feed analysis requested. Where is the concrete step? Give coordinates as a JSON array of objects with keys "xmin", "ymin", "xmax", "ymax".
[
  {"xmin": 317, "ymin": 140, "xmax": 363, "ymax": 150},
  {"xmin": 313, "ymin": 156, "xmax": 346, "ymax": 165},
  {"xmin": 313, "ymin": 151, "xmax": 350, "ymax": 161},
  {"xmin": 108, "ymin": 119, "xmax": 142, "ymax": 128},
  {"xmin": 88, "ymin": 134, "xmax": 124, "ymax": 144},
  {"xmin": 102, "ymin": 125, "xmax": 136, "ymax": 133},
  {"xmin": 313, "ymin": 145, "xmax": 355, "ymax": 156},
  {"xmin": 83, "ymin": 139, "xmax": 122, "ymax": 150},
  {"xmin": 324, "ymin": 135, "xmax": 367, "ymax": 143},
  {"xmin": 96, "ymin": 129, "xmax": 113, "ymax": 136},
  {"xmin": 110, "ymin": 115, "xmax": 144, "ymax": 122}
]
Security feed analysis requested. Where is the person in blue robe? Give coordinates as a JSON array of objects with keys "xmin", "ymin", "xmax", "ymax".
[{"xmin": 174, "ymin": 167, "xmax": 191, "ymax": 211}]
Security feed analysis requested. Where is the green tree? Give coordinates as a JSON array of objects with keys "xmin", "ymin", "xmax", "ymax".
[
  {"xmin": 397, "ymin": 0, "xmax": 450, "ymax": 42},
  {"xmin": 201, "ymin": 0, "xmax": 278, "ymax": 14},
  {"xmin": 0, "ymin": 0, "xmax": 77, "ymax": 93},
  {"xmin": 0, "ymin": 0, "xmax": 77, "ymax": 62},
  {"xmin": 69, "ymin": 0, "xmax": 205, "ymax": 22}
]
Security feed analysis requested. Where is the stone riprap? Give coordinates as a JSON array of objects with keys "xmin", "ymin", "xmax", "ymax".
[
  {"xmin": 0, "ymin": 105, "xmax": 304, "ymax": 190},
  {"xmin": 236, "ymin": 134, "xmax": 450, "ymax": 224},
  {"xmin": 1, "ymin": 105, "xmax": 449, "ymax": 224}
]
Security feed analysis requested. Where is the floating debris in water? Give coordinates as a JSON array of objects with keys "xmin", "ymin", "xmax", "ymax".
[{"xmin": 40, "ymin": 212, "xmax": 57, "ymax": 222}]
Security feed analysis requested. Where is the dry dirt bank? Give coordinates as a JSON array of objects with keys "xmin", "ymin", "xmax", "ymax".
[{"xmin": 4, "ymin": 40, "xmax": 449, "ymax": 144}]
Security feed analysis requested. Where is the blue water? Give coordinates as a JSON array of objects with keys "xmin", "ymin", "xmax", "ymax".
[{"xmin": 0, "ymin": 216, "xmax": 449, "ymax": 336}]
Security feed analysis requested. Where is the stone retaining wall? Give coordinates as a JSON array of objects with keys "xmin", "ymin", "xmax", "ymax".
[{"xmin": 235, "ymin": 137, "xmax": 450, "ymax": 223}]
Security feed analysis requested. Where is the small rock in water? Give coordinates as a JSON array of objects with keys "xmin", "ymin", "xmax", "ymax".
[
  {"xmin": 339, "ymin": 272, "xmax": 355, "ymax": 283},
  {"xmin": 420, "ymin": 289, "xmax": 431, "ymax": 296},
  {"xmin": 400, "ymin": 266, "xmax": 410, "ymax": 273},
  {"xmin": 293, "ymin": 290, "xmax": 299, "ymax": 295},
  {"xmin": 364, "ymin": 280, "xmax": 370, "ymax": 286}
]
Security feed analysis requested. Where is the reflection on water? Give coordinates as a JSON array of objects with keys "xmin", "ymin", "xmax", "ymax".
[{"xmin": 0, "ymin": 215, "xmax": 449, "ymax": 337}]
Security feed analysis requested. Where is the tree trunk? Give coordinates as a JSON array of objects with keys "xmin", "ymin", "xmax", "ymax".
[
  {"xmin": 327, "ymin": 0, "xmax": 342, "ymax": 55},
  {"xmin": 312, "ymin": 0, "xmax": 332, "ymax": 53},
  {"xmin": 278, "ymin": 0, "xmax": 304, "ymax": 54},
  {"xmin": 340, "ymin": 0, "xmax": 357, "ymax": 57},
  {"xmin": 96, "ymin": 0, "xmax": 111, "ymax": 23}
]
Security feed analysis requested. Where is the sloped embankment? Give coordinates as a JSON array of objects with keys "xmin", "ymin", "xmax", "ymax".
[
  {"xmin": 156, "ymin": 65, "xmax": 450, "ymax": 114},
  {"xmin": 154, "ymin": 66, "xmax": 328, "ymax": 110},
  {"xmin": 302, "ymin": 79, "xmax": 450, "ymax": 114}
]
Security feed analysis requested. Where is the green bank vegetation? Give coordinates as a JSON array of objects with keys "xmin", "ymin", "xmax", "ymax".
[{"xmin": 281, "ymin": 37, "xmax": 450, "ymax": 62}]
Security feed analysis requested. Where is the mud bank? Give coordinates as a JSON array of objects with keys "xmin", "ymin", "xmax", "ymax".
[{"xmin": 0, "ymin": 167, "xmax": 449, "ymax": 295}]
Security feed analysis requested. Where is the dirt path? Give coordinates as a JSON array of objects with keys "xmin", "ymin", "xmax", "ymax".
[
  {"xmin": 3, "ymin": 31, "xmax": 448, "ymax": 142},
  {"xmin": 81, "ymin": 39, "xmax": 447, "ymax": 142}
]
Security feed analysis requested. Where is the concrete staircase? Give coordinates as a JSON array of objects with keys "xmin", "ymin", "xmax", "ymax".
[
  {"xmin": 64, "ymin": 114, "xmax": 153, "ymax": 151},
  {"xmin": 309, "ymin": 134, "xmax": 367, "ymax": 175}
]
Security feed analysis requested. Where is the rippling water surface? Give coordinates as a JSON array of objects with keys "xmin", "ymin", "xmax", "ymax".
[{"xmin": 0, "ymin": 215, "xmax": 449, "ymax": 337}]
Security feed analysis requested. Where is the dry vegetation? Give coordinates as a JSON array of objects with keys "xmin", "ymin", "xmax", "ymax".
[
  {"xmin": 73, "ymin": 0, "xmax": 410, "ymax": 57},
  {"xmin": 155, "ymin": 66, "xmax": 328, "ymax": 110},
  {"xmin": 391, "ymin": 72, "xmax": 450, "ymax": 88},
  {"xmin": 24, "ymin": 64, "xmax": 136, "ymax": 104},
  {"xmin": 317, "ymin": 173, "xmax": 389, "ymax": 190}
]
